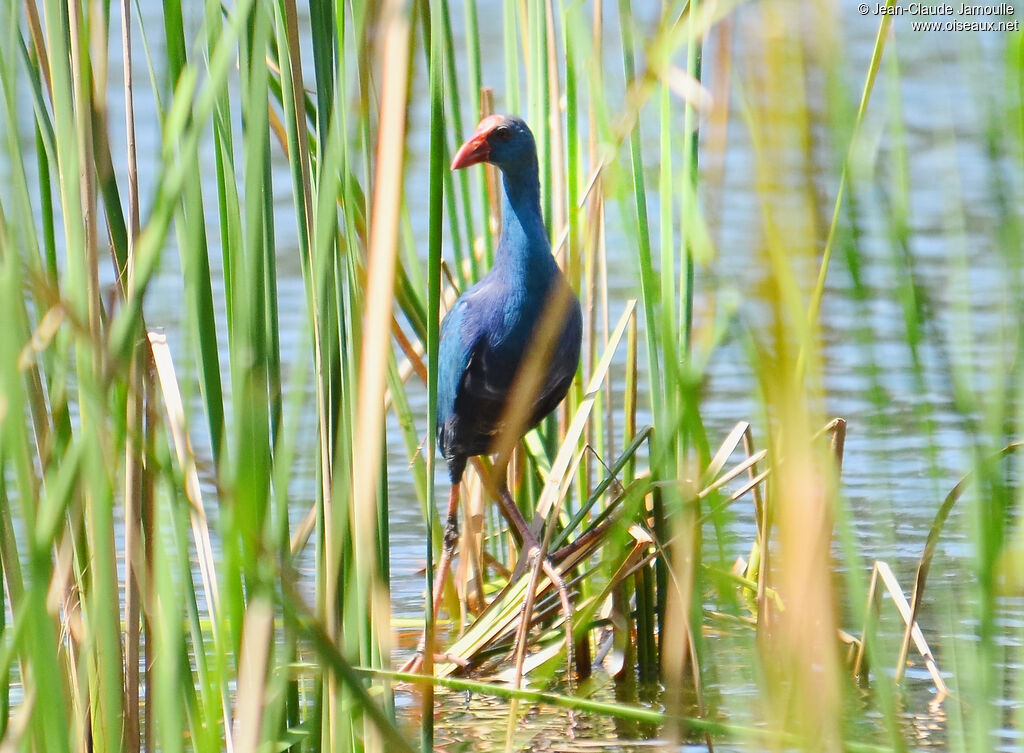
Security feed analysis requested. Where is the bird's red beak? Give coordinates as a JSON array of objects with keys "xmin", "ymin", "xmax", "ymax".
[{"xmin": 450, "ymin": 115, "xmax": 503, "ymax": 170}]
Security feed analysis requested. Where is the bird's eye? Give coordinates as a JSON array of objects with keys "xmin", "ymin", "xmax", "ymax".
[{"xmin": 493, "ymin": 125, "xmax": 513, "ymax": 142}]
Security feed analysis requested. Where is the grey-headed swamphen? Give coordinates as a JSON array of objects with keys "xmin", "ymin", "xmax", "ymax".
[{"xmin": 403, "ymin": 115, "xmax": 582, "ymax": 673}]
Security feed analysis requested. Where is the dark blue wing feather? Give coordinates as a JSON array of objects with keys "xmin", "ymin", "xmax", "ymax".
[
  {"xmin": 437, "ymin": 284, "xmax": 510, "ymax": 468},
  {"xmin": 437, "ymin": 275, "xmax": 582, "ymax": 482}
]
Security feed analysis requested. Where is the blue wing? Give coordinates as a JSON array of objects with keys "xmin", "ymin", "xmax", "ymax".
[
  {"xmin": 437, "ymin": 278, "xmax": 582, "ymax": 481},
  {"xmin": 437, "ymin": 288, "xmax": 511, "ymax": 467}
]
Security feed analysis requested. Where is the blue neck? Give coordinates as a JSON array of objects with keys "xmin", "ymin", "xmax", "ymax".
[{"xmin": 494, "ymin": 160, "xmax": 553, "ymax": 281}]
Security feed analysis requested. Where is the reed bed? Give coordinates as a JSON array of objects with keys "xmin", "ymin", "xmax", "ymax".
[{"xmin": 0, "ymin": 0, "xmax": 1020, "ymax": 751}]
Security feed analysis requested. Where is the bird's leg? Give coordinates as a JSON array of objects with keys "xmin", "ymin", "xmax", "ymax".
[
  {"xmin": 497, "ymin": 485, "xmax": 574, "ymax": 663},
  {"xmin": 498, "ymin": 484, "xmax": 570, "ymax": 597},
  {"xmin": 494, "ymin": 484, "xmax": 532, "ymax": 548},
  {"xmin": 399, "ymin": 482, "xmax": 461, "ymax": 675}
]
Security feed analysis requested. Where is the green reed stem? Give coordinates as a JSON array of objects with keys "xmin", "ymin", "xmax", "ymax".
[{"xmin": 423, "ymin": 0, "xmax": 446, "ymax": 746}]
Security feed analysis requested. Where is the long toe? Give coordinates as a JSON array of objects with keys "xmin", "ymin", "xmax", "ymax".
[
  {"xmin": 398, "ymin": 652, "xmax": 424, "ymax": 675},
  {"xmin": 511, "ymin": 547, "xmax": 574, "ymax": 656},
  {"xmin": 541, "ymin": 558, "xmax": 572, "ymax": 616}
]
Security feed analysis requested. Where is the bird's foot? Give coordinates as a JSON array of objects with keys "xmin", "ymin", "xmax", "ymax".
[
  {"xmin": 397, "ymin": 650, "xmax": 468, "ymax": 680},
  {"xmin": 397, "ymin": 650, "xmax": 425, "ymax": 676},
  {"xmin": 513, "ymin": 535, "xmax": 574, "ymax": 619},
  {"xmin": 533, "ymin": 548, "xmax": 573, "ymax": 627},
  {"xmin": 509, "ymin": 544, "xmax": 575, "ymax": 674}
]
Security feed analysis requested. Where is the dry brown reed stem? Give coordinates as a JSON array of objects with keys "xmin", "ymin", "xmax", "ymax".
[
  {"xmin": 583, "ymin": 191, "xmax": 599, "ymax": 493},
  {"xmin": 348, "ymin": 0, "xmax": 408, "ymax": 719},
  {"xmin": 704, "ymin": 13, "xmax": 733, "ymax": 242},
  {"xmin": 390, "ymin": 315, "xmax": 427, "ymax": 383},
  {"xmin": 280, "ymin": 0, "xmax": 314, "ymax": 241},
  {"xmin": 660, "ymin": 474, "xmax": 699, "ymax": 730},
  {"xmin": 588, "ymin": 0, "xmax": 612, "ymax": 481},
  {"xmin": 23, "ymin": 1, "xmax": 51, "ymax": 97},
  {"xmin": 544, "ymin": 0, "xmax": 564, "ymax": 243},
  {"xmin": 232, "ymin": 597, "xmax": 274, "ymax": 753},
  {"xmin": 853, "ymin": 561, "xmax": 948, "ymax": 697},
  {"xmin": 148, "ymin": 332, "xmax": 233, "ymax": 737},
  {"xmin": 456, "ymin": 468, "xmax": 487, "ymax": 615},
  {"xmin": 479, "ymin": 88, "xmax": 502, "ymax": 235},
  {"xmin": 767, "ymin": 434, "xmax": 843, "ymax": 750}
]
